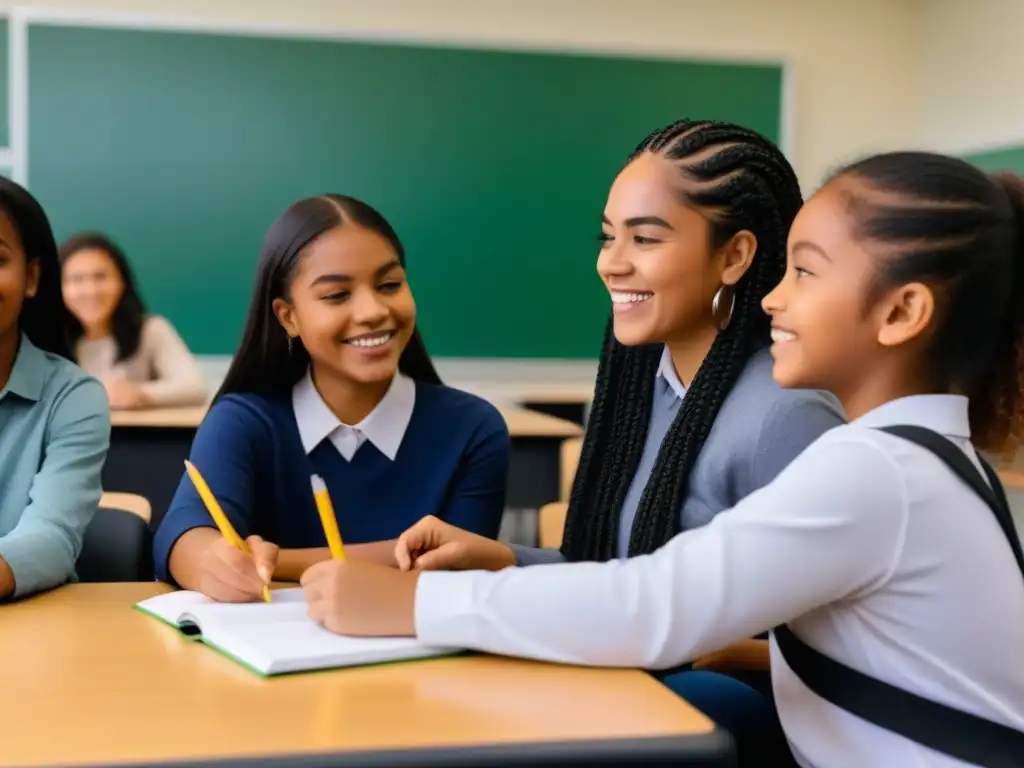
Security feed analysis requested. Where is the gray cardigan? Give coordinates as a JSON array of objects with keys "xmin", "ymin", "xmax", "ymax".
[{"xmin": 514, "ymin": 346, "xmax": 845, "ymax": 565}]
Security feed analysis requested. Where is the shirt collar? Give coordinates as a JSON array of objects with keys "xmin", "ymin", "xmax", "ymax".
[
  {"xmin": 853, "ymin": 394, "xmax": 971, "ymax": 439},
  {"xmin": 292, "ymin": 369, "xmax": 416, "ymax": 461},
  {"xmin": 0, "ymin": 334, "xmax": 46, "ymax": 403},
  {"xmin": 656, "ymin": 346, "xmax": 687, "ymax": 401}
]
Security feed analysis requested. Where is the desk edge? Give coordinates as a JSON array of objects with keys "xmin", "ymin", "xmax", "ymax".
[{"xmin": 65, "ymin": 732, "xmax": 734, "ymax": 768}]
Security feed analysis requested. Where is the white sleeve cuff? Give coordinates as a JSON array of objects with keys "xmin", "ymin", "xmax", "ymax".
[{"xmin": 414, "ymin": 570, "xmax": 481, "ymax": 647}]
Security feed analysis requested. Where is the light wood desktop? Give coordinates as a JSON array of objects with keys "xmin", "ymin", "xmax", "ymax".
[
  {"xmin": 196, "ymin": 357, "xmax": 599, "ymax": 413},
  {"xmin": 0, "ymin": 583, "xmax": 719, "ymax": 768},
  {"xmin": 110, "ymin": 404, "xmax": 582, "ymax": 439}
]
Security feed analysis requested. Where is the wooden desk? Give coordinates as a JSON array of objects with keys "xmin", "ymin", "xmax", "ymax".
[
  {"xmin": 0, "ymin": 584, "xmax": 731, "ymax": 768},
  {"xmin": 105, "ymin": 406, "xmax": 582, "ymax": 536},
  {"xmin": 197, "ymin": 357, "xmax": 598, "ymax": 427},
  {"xmin": 109, "ymin": 405, "xmax": 581, "ymax": 438},
  {"xmin": 459, "ymin": 384, "xmax": 594, "ymax": 427}
]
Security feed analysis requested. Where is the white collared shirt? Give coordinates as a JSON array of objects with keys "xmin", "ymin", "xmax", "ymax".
[
  {"xmin": 292, "ymin": 370, "xmax": 416, "ymax": 461},
  {"xmin": 415, "ymin": 394, "xmax": 1024, "ymax": 767},
  {"xmin": 656, "ymin": 345, "xmax": 687, "ymax": 401}
]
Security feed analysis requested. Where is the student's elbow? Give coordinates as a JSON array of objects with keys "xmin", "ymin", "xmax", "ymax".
[
  {"xmin": 0, "ymin": 377, "xmax": 112, "ymax": 597},
  {"xmin": 0, "ymin": 516, "xmax": 86, "ymax": 598},
  {"xmin": 153, "ymin": 494, "xmax": 215, "ymax": 585}
]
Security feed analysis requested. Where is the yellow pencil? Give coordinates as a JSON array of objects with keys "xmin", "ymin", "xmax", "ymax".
[
  {"xmin": 311, "ymin": 474, "xmax": 345, "ymax": 561},
  {"xmin": 183, "ymin": 460, "xmax": 272, "ymax": 603}
]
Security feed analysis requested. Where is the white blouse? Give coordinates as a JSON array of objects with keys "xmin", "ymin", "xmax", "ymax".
[{"xmin": 413, "ymin": 394, "xmax": 1024, "ymax": 767}]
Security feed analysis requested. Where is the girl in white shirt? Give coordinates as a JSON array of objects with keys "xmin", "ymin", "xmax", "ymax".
[
  {"xmin": 60, "ymin": 232, "xmax": 207, "ymax": 409},
  {"xmin": 299, "ymin": 151, "xmax": 1024, "ymax": 766}
]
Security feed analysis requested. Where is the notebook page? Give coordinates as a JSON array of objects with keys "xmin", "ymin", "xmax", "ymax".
[
  {"xmin": 186, "ymin": 588, "xmax": 308, "ymax": 629},
  {"xmin": 136, "ymin": 589, "xmax": 213, "ymax": 626},
  {"xmin": 136, "ymin": 588, "xmax": 305, "ymax": 630},
  {"xmin": 208, "ymin": 614, "xmax": 460, "ymax": 675}
]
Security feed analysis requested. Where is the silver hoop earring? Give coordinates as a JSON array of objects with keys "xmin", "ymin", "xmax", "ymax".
[{"xmin": 711, "ymin": 286, "xmax": 735, "ymax": 331}]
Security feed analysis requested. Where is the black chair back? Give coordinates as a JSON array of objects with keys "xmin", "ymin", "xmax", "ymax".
[{"xmin": 76, "ymin": 505, "xmax": 153, "ymax": 582}]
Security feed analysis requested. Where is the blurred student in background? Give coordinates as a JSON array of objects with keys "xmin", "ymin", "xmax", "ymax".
[{"xmin": 60, "ymin": 232, "xmax": 207, "ymax": 409}]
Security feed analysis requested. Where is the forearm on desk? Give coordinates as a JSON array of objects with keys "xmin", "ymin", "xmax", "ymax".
[
  {"xmin": 166, "ymin": 527, "xmax": 221, "ymax": 590},
  {"xmin": 138, "ymin": 379, "xmax": 208, "ymax": 408},
  {"xmin": 275, "ymin": 540, "xmax": 398, "ymax": 581}
]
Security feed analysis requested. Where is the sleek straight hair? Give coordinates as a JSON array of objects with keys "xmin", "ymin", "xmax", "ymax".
[{"xmin": 216, "ymin": 194, "xmax": 440, "ymax": 400}]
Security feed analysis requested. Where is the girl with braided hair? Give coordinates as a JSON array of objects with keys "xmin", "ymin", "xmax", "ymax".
[
  {"xmin": 385, "ymin": 120, "xmax": 842, "ymax": 660},
  {"xmin": 392, "ymin": 119, "xmax": 843, "ymax": 569}
]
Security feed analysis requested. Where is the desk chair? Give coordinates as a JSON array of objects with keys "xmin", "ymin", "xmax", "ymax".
[
  {"xmin": 76, "ymin": 493, "xmax": 154, "ymax": 582},
  {"xmin": 559, "ymin": 437, "xmax": 582, "ymax": 501}
]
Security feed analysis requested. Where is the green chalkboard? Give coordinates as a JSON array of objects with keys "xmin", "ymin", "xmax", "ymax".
[
  {"xmin": 965, "ymin": 145, "xmax": 1024, "ymax": 174},
  {"xmin": 27, "ymin": 23, "xmax": 783, "ymax": 357}
]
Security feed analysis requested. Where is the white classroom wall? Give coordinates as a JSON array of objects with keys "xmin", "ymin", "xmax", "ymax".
[
  {"xmin": 918, "ymin": 0, "xmax": 1024, "ymax": 155},
  {"xmin": 12, "ymin": 0, "xmax": 923, "ymax": 193}
]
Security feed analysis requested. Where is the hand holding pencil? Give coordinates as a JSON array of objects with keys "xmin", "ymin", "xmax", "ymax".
[
  {"xmin": 184, "ymin": 460, "xmax": 277, "ymax": 603},
  {"xmin": 301, "ymin": 474, "xmax": 419, "ymax": 637}
]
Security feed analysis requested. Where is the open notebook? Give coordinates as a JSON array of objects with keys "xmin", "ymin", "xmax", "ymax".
[{"xmin": 135, "ymin": 588, "xmax": 460, "ymax": 677}]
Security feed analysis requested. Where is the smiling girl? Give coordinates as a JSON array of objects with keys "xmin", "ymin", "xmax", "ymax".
[
  {"xmin": 152, "ymin": 194, "xmax": 509, "ymax": 601},
  {"xmin": 302, "ymin": 153, "xmax": 1024, "ymax": 766}
]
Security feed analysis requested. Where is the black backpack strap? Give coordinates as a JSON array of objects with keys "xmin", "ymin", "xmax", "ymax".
[
  {"xmin": 774, "ymin": 425, "xmax": 1024, "ymax": 767},
  {"xmin": 882, "ymin": 425, "xmax": 1024, "ymax": 581}
]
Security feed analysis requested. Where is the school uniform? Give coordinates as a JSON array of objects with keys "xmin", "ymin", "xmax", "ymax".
[
  {"xmin": 413, "ymin": 394, "xmax": 1024, "ymax": 767},
  {"xmin": 0, "ymin": 334, "xmax": 111, "ymax": 598},
  {"xmin": 153, "ymin": 371, "xmax": 509, "ymax": 582},
  {"xmin": 513, "ymin": 345, "xmax": 845, "ymax": 565}
]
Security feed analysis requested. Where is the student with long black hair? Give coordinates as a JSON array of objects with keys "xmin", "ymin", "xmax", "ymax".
[
  {"xmin": 0, "ymin": 179, "xmax": 110, "ymax": 599},
  {"xmin": 304, "ymin": 151, "xmax": 1024, "ymax": 766},
  {"xmin": 153, "ymin": 194, "xmax": 509, "ymax": 602},
  {"xmin": 60, "ymin": 232, "xmax": 206, "ymax": 409}
]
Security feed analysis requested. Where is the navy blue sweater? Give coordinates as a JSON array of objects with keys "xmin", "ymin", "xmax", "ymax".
[{"xmin": 153, "ymin": 382, "xmax": 509, "ymax": 582}]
